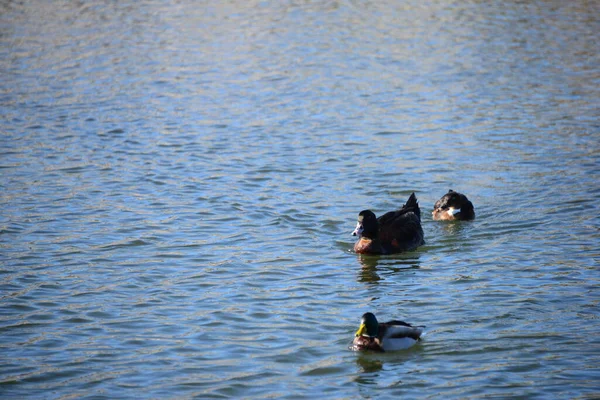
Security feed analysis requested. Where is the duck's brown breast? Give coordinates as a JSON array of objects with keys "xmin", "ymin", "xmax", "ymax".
[
  {"xmin": 352, "ymin": 335, "xmax": 384, "ymax": 351},
  {"xmin": 354, "ymin": 238, "xmax": 375, "ymax": 254}
]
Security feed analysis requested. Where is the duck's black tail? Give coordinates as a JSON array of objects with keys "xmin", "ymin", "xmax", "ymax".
[{"xmin": 402, "ymin": 192, "xmax": 421, "ymax": 219}]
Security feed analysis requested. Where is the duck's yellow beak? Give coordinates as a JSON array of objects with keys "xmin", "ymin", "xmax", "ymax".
[{"xmin": 355, "ymin": 323, "xmax": 367, "ymax": 337}]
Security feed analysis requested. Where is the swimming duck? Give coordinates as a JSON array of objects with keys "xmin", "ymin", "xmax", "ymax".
[
  {"xmin": 352, "ymin": 312, "xmax": 424, "ymax": 352},
  {"xmin": 352, "ymin": 192, "xmax": 424, "ymax": 254},
  {"xmin": 432, "ymin": 190, "xmax": 475, "ymax": 221}
]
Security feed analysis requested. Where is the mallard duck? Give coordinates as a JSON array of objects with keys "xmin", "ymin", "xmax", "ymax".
[
  {"xmin": 352, "ymin": 192, "xmax": 424, "ymax": 254},
  {"xmin": 352, "ymin": 312, "xmax": 424, "ymax": 352},
  {"xmin": 432, "ymin": 190, "xmax": 475, "ymax": 221}
]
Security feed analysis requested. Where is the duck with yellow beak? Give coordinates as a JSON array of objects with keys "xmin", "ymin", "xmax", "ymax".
[{"xmin": 352, "ymin": 312, "xmax": 424, "ymax": 352}]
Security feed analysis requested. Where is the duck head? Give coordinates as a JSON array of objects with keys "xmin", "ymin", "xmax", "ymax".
[
  {"xmin": 355, "ymin": 312, "xmax": 379, "ymax": 338},
  {"xmin": 352, "ymin": 210, "xmax": 378, "ymax": 238}
]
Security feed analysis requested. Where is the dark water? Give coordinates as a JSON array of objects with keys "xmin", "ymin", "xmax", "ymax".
[{"xmin": 1, "ymin": 1, "xmax": 599, "ymax": 398}]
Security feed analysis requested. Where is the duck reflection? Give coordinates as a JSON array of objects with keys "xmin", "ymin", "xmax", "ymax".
[
  {"xmin": 356, "ymin": 254, "xmax": 420, "ymax": 284},
  {"xmin": 354, "ymin": 354, "xmax": 384, "ymax": 385},
  {"xmin": 357, "ymin": 254, "xmax": 382, "ymax": 284},
  {"xmin": 437, "ymin": 219, "xmax": 468, "ymax": 235}
]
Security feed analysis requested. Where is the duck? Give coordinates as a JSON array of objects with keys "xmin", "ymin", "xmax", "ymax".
[
  {"xmin": 352, "ymin": 312, "xmax": 424, "ymax": 352},
  {"xmin": 432, "ymin": 190, "xmax": 475, "ymax": 221},
  {"xmin": 352, "ymin": 192, "xmax": 424, "ymax": 254}
]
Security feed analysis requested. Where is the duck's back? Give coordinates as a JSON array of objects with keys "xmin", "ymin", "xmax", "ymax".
[{"xmin": 378, "ymin": 193, "xmax": 424, "ymax": 253}]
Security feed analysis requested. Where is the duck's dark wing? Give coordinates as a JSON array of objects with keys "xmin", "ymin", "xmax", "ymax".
[
  {"xmin": 378, "ymin": 193, "xmax": 420, "ymax": 228},
  {"xmin": 374, "ymin": 193, "xmax": 424, "ymax": 253},
  {"xmin": 459, "ymin": 202, "xmax": 475, "ymax": 219},
  {"xmin": 457, "ymin": 197, "xmax": 475, "ymax": 219},
  {"xmin": 379, "ymin": 321, "xmax": 423, "ymax": 340},
  {"xmin": 377, "ymin": 211, "xmax": 424, "ymax": 252},
  {"xmin": 403, "ymin": 192, "xmax": 421, "ymax": 219},
  {"xmin": 379, "ymin": 192, "xmax": 421, "ymax": 224},
  {"xmin": 384, "ymin": 320, "xmax": 413, "ymax": 327}
]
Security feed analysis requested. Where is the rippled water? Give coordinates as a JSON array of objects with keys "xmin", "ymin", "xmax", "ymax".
[{"xmin": 1, "ymin": 0, "xmax": 599, "ymax": 398}]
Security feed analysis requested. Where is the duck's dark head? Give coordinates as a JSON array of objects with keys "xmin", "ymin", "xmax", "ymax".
[
  {"xmin": 355, "ymin": 312, "xmax": 379, "ymax": 338},
  {"xmin": 432, "ymin": 190, "xmax": 475, "ymax": 221},
  {"xmin": 352, "ymin": 210, "xmax": 378, "ymax": 238}
]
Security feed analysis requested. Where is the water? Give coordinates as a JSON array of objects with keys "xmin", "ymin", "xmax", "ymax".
[{"xmin": 1, "ymin": 0, "xmax": 599, "ymax": 398}]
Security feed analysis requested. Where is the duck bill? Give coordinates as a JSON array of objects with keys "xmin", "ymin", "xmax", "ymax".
[
  {"xmin": 355, "ymin": 323, "xmax": 367, "ymax": 337},
  {"xmin": 352, "ymin": 222, "xmax": 363, "ymax": 237}
]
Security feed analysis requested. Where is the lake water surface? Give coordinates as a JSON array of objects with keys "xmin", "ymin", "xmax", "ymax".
[{"xmin": 1, "ymin": 1, "xmax": 599, "ymax": 398}]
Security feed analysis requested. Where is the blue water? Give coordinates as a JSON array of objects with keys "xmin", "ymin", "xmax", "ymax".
[{"xmin": 1, "ymin": 1, "xmax": 599, "ymax": 398}]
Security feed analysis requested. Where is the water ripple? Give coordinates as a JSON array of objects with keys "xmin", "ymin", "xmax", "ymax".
[{"xmin": 1, "ymin": 0, "xmax": 600, "ymax": 398}]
